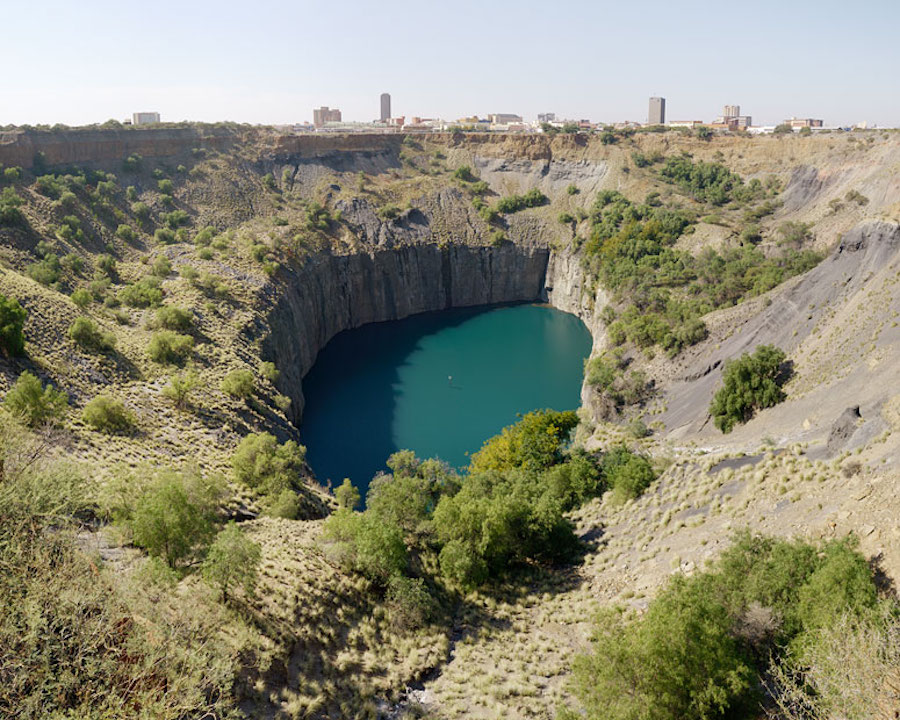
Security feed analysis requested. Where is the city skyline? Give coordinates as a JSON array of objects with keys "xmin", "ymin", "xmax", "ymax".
[{"xmin": 3, "ymin": 0, "xmax": 899, "ymax": 128}]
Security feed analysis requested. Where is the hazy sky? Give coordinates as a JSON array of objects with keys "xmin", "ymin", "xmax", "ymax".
[{"xmin": 4, "ymin": 0, "xmax": 899, "ymax": 128}]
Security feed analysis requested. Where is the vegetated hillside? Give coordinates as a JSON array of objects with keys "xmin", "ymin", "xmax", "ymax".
[{"xmin": 0, "ymin": 125, "xmax": 898, "ymax": 720}]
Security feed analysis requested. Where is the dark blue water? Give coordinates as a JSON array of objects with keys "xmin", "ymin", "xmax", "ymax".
[{"xmin": 299, "ymin": 303, "xmax": 592, "ymax": 499}]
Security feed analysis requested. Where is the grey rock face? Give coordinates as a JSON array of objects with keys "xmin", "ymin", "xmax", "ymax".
[{"xmin": 262, "ymin": 244, "xmax": 553, "ymax": 423}]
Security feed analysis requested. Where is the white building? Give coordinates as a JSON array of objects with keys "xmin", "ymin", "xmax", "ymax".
[{"xmin": 132, "ymin": 112, "xmax": 160, "ymax": 125}]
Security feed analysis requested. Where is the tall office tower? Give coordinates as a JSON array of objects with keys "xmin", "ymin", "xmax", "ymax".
[
  {"xmin": 649, "ymin": 97, "xmax": 666, "ymax": 125},
  {"xmin": 380, "ymin": 93, "xmax": 391, "ymax": 122}
]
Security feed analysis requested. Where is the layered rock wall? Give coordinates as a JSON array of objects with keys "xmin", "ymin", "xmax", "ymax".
[{"xmin": 263, "ymin": 243, "xmax": 558, "ymax": 422}]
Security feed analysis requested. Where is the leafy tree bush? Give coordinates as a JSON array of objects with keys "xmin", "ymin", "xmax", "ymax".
[
  {"xmin": 115, "ymin": 223, "xmax": 137, "ymax": 242},
  {"xmin": 70, "ymin": 288, "xmax": 91, "ymax": 308},
  {"xmin": 163, "ymin": 209, "xmax": 190, "ymax": 229},
  {"xmin": 264, "ymin": 488, "xmax": 301, "ymax": 519},
  {"xmin": 495, "ymin": 188, "xmax": 548, "ymax": 213},
  {"xmin": 118, "ymin": 276, "xmax": 163, "ymax": 307},
  {"xmin": 157, "ymin": 179, "xmax": 174, "ymax": 194},
  {"xmin": 323, "ymin": 509, "xmax": 408, "ymax": 583},
  {"xmin": 69, "ymin": 316, "xmax": 116, "ymax": 352},
  {"xmin": 151, "ymin": 255, "xmax": 172, "ymax": 277},
  {"xmin": 452, "ymin": 165, "xmax": 476, "ymax": 182},
  {"xmin": 95, "ymin": 253, "xmax": 117, "ymax": 277},
  {"xmin": 161, "ymin": 369, "xmax": 199, "ymax": 409},
  {"xmin": 119, "ymin": 469, "xmax": 221, "ymax": 568},
  {"xmin": 468, "ymin": 409, "xmax": 578, "ymax": 474},
  {"xmin": 82, "ymin": 395, "xmax": 134, "ymax": 433},
  {"xmin": 386, "ymin": 575, "xmax": 434, "ymax": 630},
  {"xmin": 0, "ymin": 293, "xmax": 26, "ymax": 356},
  {"xmin": 601, "ymin": 446, "xmax": 656, "ymax": 503},
  {"xmin": 26, "ymin": 253, "xmax": 61, "ymax": 286},
  {"xmin": 564, "ymin": 583, "xmax": 755, "ymax": 720},
  {"xmin": 147, "ymin": 330, "xmax": 193, "ymax": 364},
  {"xmin": 152, "ymin": 305, "xmax": 192, "ymax": 331},
  {"xmin": 3, "ymin": 371, "xmax": 68, "ymax": 427},
  {"xmin": 202, "ymin": 522, "xmax": 261, "ymax": 600},
  {"xmin": 774, "ymin": 123, "xmax": 794, "ymax": 135},
  {"xmin": 231, "ymin": 432, "xmax": 305, "ymax": 496},
  {"xmin": 260, "ymin": 361, "xmax": 280, "ymax": 383},
  {"xmin": 0, "ymin": 187, "xmax": 25, "ymax": 227},
  {"xmin": 334, "ymin": 477, "xmax": 360, "ymax": 510},
  {"xmin": 221, "ymin": 369, "xmax": 255, "ymax": 400},
  {"xmin": 154, "ymin": 227, "xmax": 176, "ymax": 244},
  {"xmin": 710, "ymin": 345, "xmax": 789, "ymax": 433},
  {"xmin": 563, "ymin": 532, "xmax": 882, "ymax": 720}
]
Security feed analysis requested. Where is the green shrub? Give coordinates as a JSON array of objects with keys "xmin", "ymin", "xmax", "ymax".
[
  {"xmin": 452, "ymin": 165, "xmax": 476, "ymax": 182},
  {"xmin": 161, "ymin": 369, "xmax": 199, "ymax": 409},
  {"xmin": 3, "ymin": 371, "xmax": 68, "ymax": 427},
  {"xmin": 147, "ymin": 331, "xmax": 193, "ymax": 364},
  {"xmin": 221, "ymin": 369, "xmax": 255, "ymax": 400},
  {"xmin": 601, "ymin": 446, "xmax": 656, "ymax": 503},
  {"xmin": 131, "ymin": 201, "xmax": 150, "ymax": 223},
  {"xmin": 468, "ymin": 409, "xmax": 578, "ymax": 474},
  {"xmin": 69, "ymin": 317, "xmax": 116, "ymax": 352},
  {"xmin": 386, "ymin": 575, "xmax": 434, "ymax": 630},
  {"xmin": 157, "ymin": 179, "xmax": 174, "ymax": 194},
  {"xmin": 202, "ymin": 522, "xmax": 261, "ymax": 600},
  {"xmin": 567, "ymin": 183, "xmax": 579, "ymax": 195},
  {"xmin": 710, "ymin": 345, "xmax": 788, "ymax": 433},
  {"xmin": 323, "ymin": 509, "xmax": 408, "ymax": 583},
  {"xmin": 95, "ymin": 253, "xmax": 117, "ymax": 277},
  {"xmin": 26, "ymin": 254, "xmax": 61, "ymax": 286},
  {"xmin": 264, "ymin": 488, "xmax": 301, "ymax": 519},
  {"xmin": 260, "ymin": 361, "xmax": 280, "ymax": 383},
  {"xmin": 151, "ymin": 255, "xmax": 172, "ymax": 277},
  {"xmin": 154, "ymin": 227, "xmax": 176, "ymax": 244},
  {"xmin": 70, "ymin": 288, "xmax": 91, "ymax": 308},
  {"xmin": 115, "ymin": 224, "xmax": 137, "ymax": 242},
  {"xmin": 82, "ymin": 395, "xmax": 134, "ymax": 433},
  {"xmin": 0, "ymin": 187, "xmax": 25, "ymax": 227},
  {"xmin": 118, "ymin": 276, "xmax": 163, "ymax": 307},
  {"xmin": 495, "ymin": 188, "xmax": 548, "ymax": 213},
  {"xmin": 231, "ymin": 432, "xmax": 305, "ymax": 496},
  {"xmin": 119, "ymin": 470, "xmax": 220, "ymax": 568},
  {"xmin": 122, "ymin": 153, "xmax": 142, "ymax": 172},
  {"xmin": 0, "ymin": 293, "xmax": 27, "ymax": 356},
  {"xmin": 564, "ymin": 583, "xmax": 755, "ymax": 720},
  {"xmin": 163, "ymin": 210, "xmax": 189, "ymax": 229},
  {"xmin": 334, "ymin": 477, "xmax": 360, "ymax": 510},
  {"xmin": 61, "ymin": 253, "xmax": 84, "ymax": 275},
  {"xmin": 152, "ymin": 305, "xmax": 192, "ymax": 331}
]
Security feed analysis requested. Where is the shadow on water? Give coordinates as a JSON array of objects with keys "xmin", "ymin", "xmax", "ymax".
[
  {"xmin": 299, "ymin": 303, "xmax": 592, "ymax": 502},
  {"xmin": 299, "ymin": 305, "xmax": 502, "ymax": 496}
]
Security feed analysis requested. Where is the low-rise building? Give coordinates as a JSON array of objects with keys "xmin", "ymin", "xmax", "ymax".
[
  {"xmin": 132, "ymin": 112, "xmax": 160, "ymax": 125},
  {"xmin": 784, "ymin": 117, "xmax": 824, "ymax": 128},
  {"xmin": 313, "ymin": 106, "xmax": 342, "ymax": 127}
]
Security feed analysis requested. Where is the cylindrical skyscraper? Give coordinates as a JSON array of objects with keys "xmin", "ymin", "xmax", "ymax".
[{"xmin": 380, "ymin": 93, "xmax": 391, "ymax": 122}]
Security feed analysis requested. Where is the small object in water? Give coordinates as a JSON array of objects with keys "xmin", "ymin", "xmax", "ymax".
[{"xmin": 448, "ymin": 375, "xmax": 453, "ymax": 385}]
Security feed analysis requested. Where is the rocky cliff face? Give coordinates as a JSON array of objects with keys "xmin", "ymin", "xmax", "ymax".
[{"xmin": 262, "ymin": 243, "xmax": 555, "ymax": 422}]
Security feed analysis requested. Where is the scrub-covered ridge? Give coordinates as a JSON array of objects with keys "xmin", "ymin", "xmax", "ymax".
[{"xmin": 1, "ymin": 124, "xmax": 899, "ymax": 719}]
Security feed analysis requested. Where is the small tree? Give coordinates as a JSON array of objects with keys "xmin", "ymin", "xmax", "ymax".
[
  {"xmin": 147, "ymin": 330, "xmax": 193, "ymax": 364},
  {"xmin": 3, "ymin": 371, "xmax": 68, "ymax": 427},
  {"xmin": 221, "ymin": 369, "xmax": 255, "ymax": 400},
  {"xmin": 69, "ymin": 317, "xmax": 116, "ymax": 352},
  {"xmin": 161, "ymin": 369, "xmax": 199, "ymax": 409},
  {"xmin": 202, "ymin": 522, "xmax": 261, "ymax": 601},
  {"xmin": 231, "ymin": 432, "xmax": 305, "ymax": 496},
  {"xmin": 710, "ymin": 345, "xmax": 789, "ymax": 433},
  {"xmin": 0, "ymin": 293, "xmax": 26, "ymax": 356},
  {"xmin": 334, "ymin": 477, "xmax": 361, "ymax": 510},
  {"xmin": 127, "ymin": 470, "xmax": 220, "ymax": 568},
  {"xmin": 386, "ymin": 575, "xmax": 434, "ymax": 630},
  {"xmin": 82, "ymin": 395, "xmax": 134, "ymax": 433}
]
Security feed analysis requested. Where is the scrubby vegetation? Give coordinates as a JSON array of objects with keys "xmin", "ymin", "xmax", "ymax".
[
  {"xmin": 324, "ymin": 411, "xmax": 656, "ymax": 591},
  {"xmin": 0, "ymin": 293, "xmax": 26, "ymax": 356},
  {"xmin": 3, "ymin": 371, "xmax": 68, "ymax": 427},
  {"xmin": 710, "ymin": 344, "xmax": 790, "ymax": 432},
  {"xmin": 562, "ymin": 532, "xmax": 885, "ymax": 720}
]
